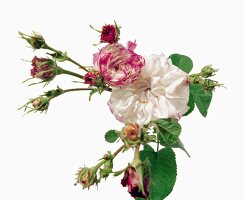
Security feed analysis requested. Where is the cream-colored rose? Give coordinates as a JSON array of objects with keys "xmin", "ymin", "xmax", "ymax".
[{"xmin": 108, "ymin": 53, "xmax": 189, "ymax": 125}]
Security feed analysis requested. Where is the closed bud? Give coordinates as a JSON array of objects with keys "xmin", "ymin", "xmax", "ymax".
[
  {"xmin": 200, "ymin": 65, "xmax": 218, "ymax": 78},
  {"xmin": 76, "ymin": 167, "xmax": 98, "ymax": 189},
  {"xmin": 19, "ymin": 31, "xmax": 46, "ymax": 49},
  {"xmin": 32, "ymin": 96, "xmax": 50, "ymax": 111},
  {"xmin": 120, "ymin": 123, "xmax": 141, "ymax": 147},
  {"xmin": 31, "ymin": 56, "xmax": 56, "ymax": 80}
]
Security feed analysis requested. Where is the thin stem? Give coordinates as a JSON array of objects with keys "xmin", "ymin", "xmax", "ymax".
[
  {"xmin": 67, "ymin": 57, "xmax": 89, "ymax": 72},
  {"xmin": 113, "ymin": 145, "xmax": 125, "ymax": 158},
  {"xmin": 134, "ymin": 145, "xmax": 141, "ymax": 161},
  {"xmin": 63, "ymin": 88, "xmax": 94, "ymax": 93},
  {"xmin": 95, "ymin": 145, "xmax": 125, "ymax": 170},
  {"xmin": 60, "ymin": 68, "xmax": 84, "ymax": 79},
  {"xmin": 45, "ymin": 44, "xmax": 89, "ymax": 72}
]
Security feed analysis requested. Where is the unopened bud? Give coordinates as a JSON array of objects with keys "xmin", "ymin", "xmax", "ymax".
[
  {"xmin": 76, "ymin": 167, "xmax": 98, "ymax": 189},
  {"xmin": 19, "ymin": 31, "xmax": 46, "ymax": 49},
  {"xmin": 120, "ymin": 123, "xmax": 141, "ymax": 147},
  {"xmin": 31, "ymin": 96, "xmax": 50, "ymax": 111},
  {"xmin": 31, "ymin": 56, "xmax": 56, "ymax": 80},
  {"xmin": 200, "ymin": 65, "xmax": 218, "ymax": 78}
]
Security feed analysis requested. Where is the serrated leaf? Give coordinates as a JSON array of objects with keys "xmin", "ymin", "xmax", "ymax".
[
  {"xmin": 104, "ymin": 130, "xmax": 119, "ymax": 143},
  {"xmin": 184, "ymin": 93, "xmax": 195, "ymax": 116},
  {"xmin": 139, "ymin": 148, "xmax": 177, "ymax": 200},
  {"xmin": 169, "ymin": 53, "xmax": 193, "ymax": 73},
  {"xmin": 190, "ymin": 84, "xmax": 212, "ymax": 117},
  {"xmin": 159, "ymin": 137, "xmax": 190, "ymax": 157},
  {"xmin": 143, "ymin": 144, "xmax": 155, "ymax": 152},
  {"xmin": 155, "ymin": 118, "xmax": 181, "ymax": 145}
]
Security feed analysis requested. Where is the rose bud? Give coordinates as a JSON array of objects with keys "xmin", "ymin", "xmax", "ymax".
[
  {"xmin": 121, "ymin": 166, "xmax": 149, "ymax": 198},
  {"xmin": 120, "ymin": 123, "xmax": 141, "ymax": 147},
  {"xmin": 200, "ymin": 65, "xmax": 218, "ymax": 78},
  {"xmin": 31, "ymin": 56, "xmax": 56, "ymax": 80},
  {"xmin": 75, "ymin": 167, "xmax": 98, "ymax": 189},
  {"xmin": 31, "ymin": 96, "xmax": 50, "ymax": 112},
  {"xmin": 19, "ymin": 31, "xmax": 46, "ymax": 49},
  {"xmin": 123, "ymin": 123, "xmax": 140, "ymax": 141},
  {"xmin": 100, "ymin": 24, "xmax": 120, "ymax": 44},
  {"xmin": 84, "ymin": 70, "xmax": 101, "ymax": 86}
]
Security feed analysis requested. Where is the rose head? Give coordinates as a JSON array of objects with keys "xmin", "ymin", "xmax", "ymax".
[
  {"xmin": 93, "ymin": 41, "xmax": 145, "ymax": 87},
  {"xmin": 31, "ymin": 56, "xmax": 56, "ymax": 80},
  {"xmin": 100, "ymin": 24, "xmax": 119, "ymax": 44},
  {"xmin": 121, "ymin": 166, "xmax": 149, "ymax": 198}
]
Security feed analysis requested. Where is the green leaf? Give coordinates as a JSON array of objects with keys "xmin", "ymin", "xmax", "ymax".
[
  {"xmin": 169, "ymin": 53, "xmax": 193, "ymax": 73},
  {"xmin": 184, "ymin": 93, "xmax": 195, "ymax": 116},
  {"xmin": 155, "ymin": 118, "xmax": 181, "ymax": 145},
  {"xmin": 143, "ymin": 144, "xmax": 155, "ymax": 152},
  {"xmin": 159, "ymin": 138, "xmax": 190, "ymax": 157},
  {"xmin": 190, "ymin": 84, "xmax": 212, "ymax": 117},
  {"xmin": 104, "ymin": 130, "xmax": 119, "ymax": 143},
  {"xmin": 140, "ymin": 148, "xmax": 177, "ymax": 200}
]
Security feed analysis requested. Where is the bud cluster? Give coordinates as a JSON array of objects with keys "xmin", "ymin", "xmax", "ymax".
[{"xmin": 190, "ymin": 65, "xmax": 223, "ymax": 91}]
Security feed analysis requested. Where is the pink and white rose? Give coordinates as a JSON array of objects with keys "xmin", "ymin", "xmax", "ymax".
[
  {"xmin": 108, "ymin": 53, "xmax": 190, "ymax": 125},
  {"xmin": 93, "ymin": 41, "xmax": 144, "ymax": 87}
]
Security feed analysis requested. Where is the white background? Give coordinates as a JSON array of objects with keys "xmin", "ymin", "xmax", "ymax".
[{"xmin": 1, "ymin": 0, "xmax": 243, "ymax": 199}]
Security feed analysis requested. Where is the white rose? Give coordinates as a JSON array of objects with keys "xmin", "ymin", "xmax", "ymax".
[{"xmin": 108, "ymin": 53, "xmax": 190, "ymax": 125}]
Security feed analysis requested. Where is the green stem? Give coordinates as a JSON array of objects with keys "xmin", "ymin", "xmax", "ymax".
[
  {"xmin": 45, "ymin": 44, "xmax": 89, "ymax": 72},
  {"xmin": 58, "ymin": 67, "xmax": 84, "ymax": 79},
  {"xmin": 134, "ymin": 145, "xmax": 141, "ymax": 161},
  {"xmin": 94, "ymin": 145, "xmax": 125, "ymax": 170},
  {"xmin": 67, "ymin": 57, "xmax": 89, "ymax": 72},
  {"xmin": 63, "ymin": 88, "xmax": 94, "ymax": 93}
]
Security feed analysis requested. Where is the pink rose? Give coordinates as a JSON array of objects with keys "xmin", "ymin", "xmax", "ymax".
[{"xmin": 93, "ymin": 41, "xmax": 145, "ymax": 87}]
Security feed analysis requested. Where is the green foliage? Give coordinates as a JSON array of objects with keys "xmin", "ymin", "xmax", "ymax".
[
  {"xmin": 190, "ymin": 84, "xmax": 212, "ymax": 117},
  {"xmin": 104, "ymin": 130, "xmax": 119, "ymax": 143},
  {"xmin": 159, "ymin": 138, "xmax": 190, "ymax": 157},
  {"xmin": 155, "ymin": 118, "xmax": 181, "ymax": 145},
  {"xmin": 184, "ymin": 93, "xmax": 195, "ymax": 116},
  {"xmin": 139, "ymin": 148, "xmax": 177, "ymax": 200},
  {"xmin": 143, "ymin": 144, "xmax": 155, "ymax": 152},
  {"xmin": 169, "ymin": 53, "xmax": 193, "ymax": 73}
]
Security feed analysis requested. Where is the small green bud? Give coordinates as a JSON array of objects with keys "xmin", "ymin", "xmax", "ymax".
[
  {"xmin": 200, "ymin": 65, "xmax": 218, "ymax": 78},
  {"xmin": 19, "ymin": 31, "xmax": 46, "ymax": 50},
  {"xmin": 32, "ymin": 96, "xmax": 50, "ymax": 111},
  {"xmin": 75, "ymin": 167, "xmax": 98, "ymax": 189}
]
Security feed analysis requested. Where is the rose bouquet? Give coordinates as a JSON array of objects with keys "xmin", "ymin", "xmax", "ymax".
[{"xmin": 19, "ymin": 21, "xmax": 222, "ymax": 199}]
